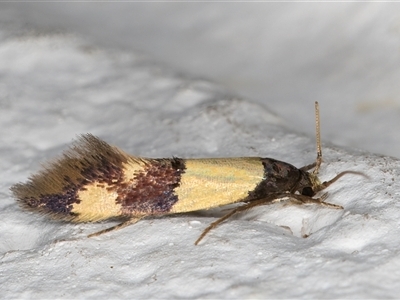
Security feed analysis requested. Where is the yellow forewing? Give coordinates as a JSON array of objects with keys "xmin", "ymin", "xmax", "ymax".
[
  {"xmin": 171, "ymin": 158, "xmax": 264, "ymax": 213},
  {"xmin": 74, "ymin": 183, "xmax": 121, "ymax": 222}
]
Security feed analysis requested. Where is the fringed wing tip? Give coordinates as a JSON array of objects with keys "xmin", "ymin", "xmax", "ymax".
[{"xmin": 10, "ymin": 134, "xmax": 135, "ymax": 222}]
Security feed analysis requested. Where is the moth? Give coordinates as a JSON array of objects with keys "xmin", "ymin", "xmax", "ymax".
[{"xmin": 11, "ymin": 102, "xmax": 363, "ymax": 244}]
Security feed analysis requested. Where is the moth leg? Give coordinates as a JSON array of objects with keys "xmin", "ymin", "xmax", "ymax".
[
  {"xmin": 87, "ymin": 217, "xmax": 142, "ymax": 238},
  {"xmin": 195, "ymin": 194, "xmax": 286, "ymax": 245},
  {"xmin": 195, "ymin": 193, "xmax": 342, "ymax": 245},
  {"xmin": 285, "ymin": 193, "xmax": 343, "ymax": 209}
]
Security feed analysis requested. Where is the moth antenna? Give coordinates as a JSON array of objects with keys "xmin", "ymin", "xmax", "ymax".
[
  {"xmin": 313, "ymin": 101, "xmax": 322, "ymax": 175},
  {"xmin": 317, "ymin": 170, "xmax": 368, "ymax": 192}
]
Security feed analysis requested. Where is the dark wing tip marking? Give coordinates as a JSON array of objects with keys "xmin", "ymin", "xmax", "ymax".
[{"xmin": 10, "ymin": 134, "xmax": 129, "ymax": 220}]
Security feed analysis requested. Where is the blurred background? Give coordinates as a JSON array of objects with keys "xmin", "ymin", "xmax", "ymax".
[{"xmin": 4, "ymin": 2, "xmax": 400, "ymax": 157}]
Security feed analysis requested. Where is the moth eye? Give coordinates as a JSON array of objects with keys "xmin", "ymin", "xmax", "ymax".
[{"xmin": 301, "ymin": 187, "xmax": 314, "ymax": 197}]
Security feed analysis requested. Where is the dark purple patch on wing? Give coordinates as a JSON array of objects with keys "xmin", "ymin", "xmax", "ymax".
[{"xmin": 118, "ymin": 158, "xmax": 186, "ymax": 215}]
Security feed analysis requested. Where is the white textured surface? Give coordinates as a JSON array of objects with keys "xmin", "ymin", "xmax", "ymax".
[
  {"xmin": 6, "ymin": 2, "xmax": 400, "ymax": 157},
  {"xmin": 1, "ymin": 5, "xmax": 400, "ymax": 299}
]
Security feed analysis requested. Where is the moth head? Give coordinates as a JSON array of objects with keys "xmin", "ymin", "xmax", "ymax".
[
  {"xmin": 297, "ymin": 172, "xmax": 320, "ymax": 197},
  {"xmin": 300, "ymin": 102, "xmax": 367, "ymax": 197},
  {"xmin": 301, "ymin": 170, "xmax": 367, "ymax": 197}
]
